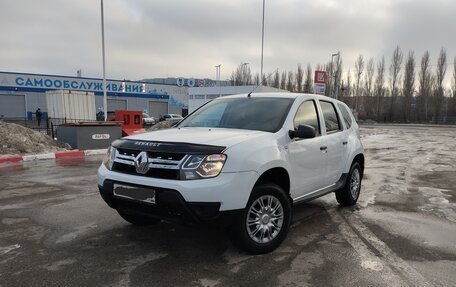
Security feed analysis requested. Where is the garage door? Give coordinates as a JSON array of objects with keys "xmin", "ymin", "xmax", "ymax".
[
  {"xmin": 148, "ymin": 101, "xmax": 168, "ymax": 120},
  {"xmin": 0, "ymin": 94, "xmax": 26, "ymax": 118},
  {"xmin": 107, "ymin": 99, "xmax": 127, "ymax": 112}
]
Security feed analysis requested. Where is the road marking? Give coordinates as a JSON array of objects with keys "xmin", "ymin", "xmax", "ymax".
[{"xmin": 325, "ymin": 206, "xmax": 432, "ymax": 287}]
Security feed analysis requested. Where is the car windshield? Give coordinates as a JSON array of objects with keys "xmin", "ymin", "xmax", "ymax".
[{"xmin": 177, "ymin": 97, "xmax": 294, "ymax": 132}]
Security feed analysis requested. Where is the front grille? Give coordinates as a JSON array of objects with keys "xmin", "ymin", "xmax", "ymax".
[
  {"xmin": 112, "ymin": 162, "xmax": 179, "ymax": 180},
  {"xmin": 117, "ymin": 148, "xmax": 141, "ymax": 157},
  {"xmin": 112, "ymin": 148, "xmax": 186, "ymax": 180}
]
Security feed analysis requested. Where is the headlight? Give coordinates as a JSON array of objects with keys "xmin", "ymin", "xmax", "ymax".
[
  {"xmin": 103, "ymin": 146, "xmax": 116, "ymax": 170},
  {"xmin": 180, "ymin": 154, "xmax": 226, "ymax": 180}
]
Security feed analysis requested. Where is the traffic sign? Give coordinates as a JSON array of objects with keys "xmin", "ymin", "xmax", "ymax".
[
  {"xmin": 314, "ymin": 83, "xmax": 326, "ymax": 95},
  {"xmin": 314, "ymin": 70, "xmax": 327, "ymax": 84}
]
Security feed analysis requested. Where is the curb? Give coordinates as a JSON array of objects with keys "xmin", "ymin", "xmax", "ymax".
[{"xmin": 0, "ymin": 149, "xmax": 107, "ymax": 165}]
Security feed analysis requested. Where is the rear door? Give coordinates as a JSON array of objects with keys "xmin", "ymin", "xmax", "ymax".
[
  {"xmin": 318, "ymin": 100, "xmax": 346, "ymax": 185},
  {"xmin": 288, "ymin": 100, "xmax": 328, "ymax": 198}
]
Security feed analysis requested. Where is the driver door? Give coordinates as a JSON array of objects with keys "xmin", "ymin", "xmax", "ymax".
[{"xmin": 288, "ymin": 100, "xmax": 328, "ymax": 199}]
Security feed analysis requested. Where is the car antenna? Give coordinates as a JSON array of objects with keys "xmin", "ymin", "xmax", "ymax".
[{"xmin": 247, "ymin": 68, "xmax": 278, "ymax": 97}]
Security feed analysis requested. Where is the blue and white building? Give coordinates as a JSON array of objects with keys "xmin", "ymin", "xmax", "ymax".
[{"xmin": 0, "ymin": 71, "xmax": 189, "ymax": 120}]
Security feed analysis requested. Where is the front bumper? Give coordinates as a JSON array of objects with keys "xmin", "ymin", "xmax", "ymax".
[{"xmin": 97, "ymin": 164, "xmax": 258, "ymax": 223}]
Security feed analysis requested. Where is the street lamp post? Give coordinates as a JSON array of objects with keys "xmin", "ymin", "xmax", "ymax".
[
  {"xmin": 101, "ymin": 0, "xmax": 108, "ymax": 121},
  {"xmin": 330, "ymin": 51, "xmax": 340, "ymax": 99},
  {"xmin": 260, "ymin": 0, "xmax": 265, "ymax": 86},
  {"xmin": 215, "ymin": 64, "xmax": 221, "ymax": 97},
  {"xmin": 241, "ymin": 62, "xmax": 249, "ymax": 86}
]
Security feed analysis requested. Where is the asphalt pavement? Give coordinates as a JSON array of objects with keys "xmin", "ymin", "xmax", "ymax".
[{"xmin": 0, "ymin": 125, "xmax": 455, "ymax": 286}]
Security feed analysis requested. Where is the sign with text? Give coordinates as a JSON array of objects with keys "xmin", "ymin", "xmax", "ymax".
[
  {"xmin": 314, "ymin": 83, "xmax": 326, "ymax": 95},
  {"xmin": 92, "ymin": 134, "xmax": 110, "ymax": 140},
  {"xmin": 314, "ymin": 70, "xmax": 327, "ymax": 84}
]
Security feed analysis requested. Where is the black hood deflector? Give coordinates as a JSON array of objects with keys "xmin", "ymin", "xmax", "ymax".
[{"xmin": 112, "ymin": 139, "xmax": 226, "ymax": 155}]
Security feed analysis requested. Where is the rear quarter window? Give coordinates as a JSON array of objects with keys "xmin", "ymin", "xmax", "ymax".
[{"xmin": 337, "ymin": 103, "xmax": 353, "ymax": 129}]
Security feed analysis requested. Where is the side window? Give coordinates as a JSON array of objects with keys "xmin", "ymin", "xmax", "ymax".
[
  {"xmin": 293, "ymin": 100, "xmax": 320, "ymax": 136},
  {"xmin": 337, "ymin": 103, "xmax": 352, "ymax": 129},
  {"xmin": 320, "ymin": 101, "xmax": 341, "ymax": 133}
]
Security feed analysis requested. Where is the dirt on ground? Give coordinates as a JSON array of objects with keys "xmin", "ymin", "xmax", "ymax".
[
  {"xmin": 0, "ymin": 121, "xmax": 65, "ymax": 155},
  {"xmin": 147, "ymin": 119, "xmax": 180, "ymax": 131}
]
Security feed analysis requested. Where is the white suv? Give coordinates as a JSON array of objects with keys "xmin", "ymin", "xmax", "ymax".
[{"xmin": 98, "ymin": 93, "xmax": 364, "ymax": 254}]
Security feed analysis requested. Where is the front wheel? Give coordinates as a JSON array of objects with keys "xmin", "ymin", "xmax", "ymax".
[
  {"xmin": 229, "ymin": 183, "xmax": 292, "ymax": 254},
  {"xmin": 335, "ymin": 161, "xmax": 362, "ymax": 206}
]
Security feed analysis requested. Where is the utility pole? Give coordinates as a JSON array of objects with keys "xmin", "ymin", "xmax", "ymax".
[
  {"xmin": 241, "ymin": 62, "xmax": 249, "ymax": 86},
  {"xmin": 331, "ymin": 51, "xmax": 340, "ymax": 99},
  {"xmin": 215, "ymin": 64, "xmax": 221, "ymax": 97},
  {"xmin": 101, "ymin": 0, "xmax": 108, "ymax": 121},
  {"xmin": 260, "ymin": 0, "xmax": 265, "ymax": 85}
]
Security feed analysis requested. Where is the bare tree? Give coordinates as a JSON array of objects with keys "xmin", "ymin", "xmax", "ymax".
[
  {"xmin": 402, "ymin": 51, "xmax": 416, "ymax": 122},
  {"xmin": 280, "ymin": 71, "xmax": 287, "ymax": 90},
  {"xmin": 286, "ymin": 71, "xmax": 294, "ymax": 92},
  {"xmin": 295, "ymin": 64, "xmax": 304, "ymax": 92},
  {"xmin": 230, "ymin": 63, "xmax": 252, "ymax": 86},
  {"xmin": 326, "ymin": 54, "xmax": 342, "ymax": 98},
  {"xmin": 354, "ymin": 54, "xmax": 364, "ymax": 112},
  {"xmin": 262, "ymin": 74, "xmax": 268, "ymax": 86},
  {"xmin": 374, "ymin": 57, "xmax": 386, "ymax": 121},
  {"xmin": 364, "ymin": 58, "xmax": 375, "ymax": 118},
  {"xmin": 418, "ymin": 51, "xmax": 432, "ymax": 122},
  {"xmin": 253, "ymin": 72, "xmax": 260, "ymax": 85},
  {"xmin": 433, "ymin": 48, "xmax": 447, "ymax": 119},
  {"xmin": 389, "ymin": 45, "xmax": 403, "ymax": 121},
  {"xmin": 451, "ymin": 57, "xmax": 456, "ymax": 117},
  {"xmin": 303, "ymin": 64, "xmax": 313, "ymax": 93},
  {"xmin": 345, "ymin": 70, "xmax": 352, "ymax": 99},
  {"xmin": 331, "ymin": 55, "xmax": 343, "ymax": 99},
  {"xmin": 272, "ymin": 70, "xmax": 280, "ymax": 88}
]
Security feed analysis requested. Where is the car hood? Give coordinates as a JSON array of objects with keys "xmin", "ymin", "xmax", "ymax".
[{"xmin": 125, "ymin": 127, "xmax": 270, "ymax": 149}]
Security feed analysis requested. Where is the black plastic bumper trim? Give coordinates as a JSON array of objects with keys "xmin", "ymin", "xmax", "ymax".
[{"xmin": 98, "ymin": 180, "xmax": 241, "ymax": 225}]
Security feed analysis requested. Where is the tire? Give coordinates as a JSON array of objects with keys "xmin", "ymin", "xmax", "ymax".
[
  {"xmin": 335, "ymin": 161, "xmax": 362, "ymax": 206},
  {"xmin": 229, "ymin": 183, "xmax": 292, "ymax": 254},
  {"xmin": 117, "ymin": 210, "xmax": 161, "ymax": 226}
]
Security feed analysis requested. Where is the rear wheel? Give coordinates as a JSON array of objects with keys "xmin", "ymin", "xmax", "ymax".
[
  {"xmin": 229, "ymin": 183, "xmax": 292, "ymax": 254},
  {"xmin": 117, "ymin": 210, "xmax": 161, "ymax": 226},
  {"xmin": 336, "ymin": 161, "xmax": 362, "ymax": 206}
]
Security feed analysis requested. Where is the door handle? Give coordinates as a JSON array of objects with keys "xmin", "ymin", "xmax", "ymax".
[
  {"xmin": 320, "ymin": 146, "xmax": 327, "ymax": 151},
  {"xmin": 342, "ymin": 141, "xmax": 348, "ymax": 145}
]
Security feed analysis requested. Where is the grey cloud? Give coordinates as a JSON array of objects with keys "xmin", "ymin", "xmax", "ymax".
[{"xmin": 0, "ymin": 0, "xmax": 454, "ymax": 82}]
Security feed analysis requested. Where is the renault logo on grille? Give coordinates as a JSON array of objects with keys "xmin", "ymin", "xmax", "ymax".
[{"xmin": 134, "ymin": 151, "xmax": 150, "ymax": 174}]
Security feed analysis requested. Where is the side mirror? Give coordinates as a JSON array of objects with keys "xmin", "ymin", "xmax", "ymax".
[{"xmin": 289, "ymin": 124, "xmax": 316, "ymax": 139}]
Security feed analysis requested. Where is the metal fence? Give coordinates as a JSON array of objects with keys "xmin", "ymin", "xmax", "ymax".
[
  {"xmin": 1, "ymin": 117, "xmax": 98, "ymax": 138},
  {"xmin": 1, "ymin": 117, "xmax": 155, "ymax": 138},
  {"xmin": 431, "ymin": 116, "xmax": 456, "ymax": 124}
]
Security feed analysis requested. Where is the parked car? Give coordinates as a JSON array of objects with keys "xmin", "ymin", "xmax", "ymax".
[
  {"xmin": 161, "ymin": 114, "xmax": 183, "ymax": 121},
  {"xmin": 96, "ymin": 111, "xmax": 116, "ymax": 121},
  {"xmin": 142, "ymin": 113, "xmax": 156, "ymax": 125},
  {"xmin": 98, "ymin": 93, "xmax": 364, "ymax": 254}
]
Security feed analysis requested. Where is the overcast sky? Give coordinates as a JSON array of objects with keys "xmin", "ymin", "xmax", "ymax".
[{"xmin": 0, "ymin": 0, "xmax": 455, "ymax": 83}]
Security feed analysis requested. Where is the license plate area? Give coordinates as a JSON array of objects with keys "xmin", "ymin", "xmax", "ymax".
[{"xmin": 113, "ymin": 184, "xmax": 156, "ymax": 205}]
